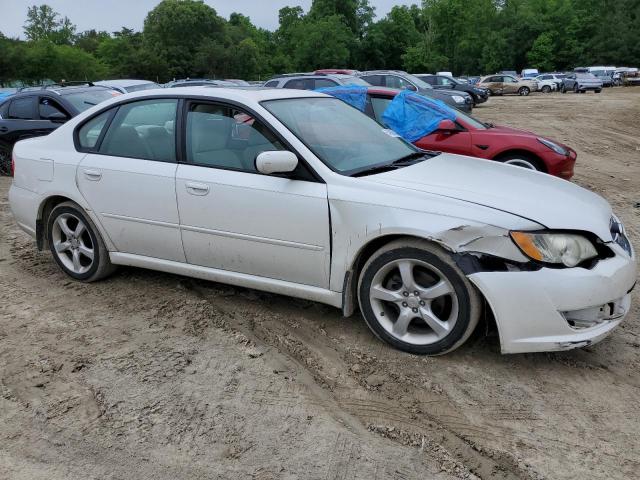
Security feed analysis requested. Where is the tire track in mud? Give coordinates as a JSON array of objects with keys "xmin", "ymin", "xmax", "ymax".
[{"xmin": 186, "ymin": 281, "xmax": 534, "ymax": 480}]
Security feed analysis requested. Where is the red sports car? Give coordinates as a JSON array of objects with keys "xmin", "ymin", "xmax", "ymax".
[{"xmin": 362, "ymin": 87, "xmax": 576, "ymax": 179}]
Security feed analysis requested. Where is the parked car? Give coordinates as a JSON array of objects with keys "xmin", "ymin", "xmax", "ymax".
[
  {"xmin": 561, "ymin": 73, "xmax": 603, "ymax": 93},
  {"xmin": 165, "ymin": 79, "xmax": 237, "ymax": 88},
  {"xmin": 9, "ymin": 87, "xmax": 635, "ymax": 355},
  {"xmin": 478, "ymin": 75, "xmax": 538, "ymax": 96},
  {"xmin": 0, "ymin": 83, "xmax": 120, "ymax": 175},
  {"xmin": 325, "ymin": 86, "xmax": 576, "ymax": 179},
  {"xmin": 592, "ymin": 71, "xmax": 613, "ymax": 87},
  {"xmin": 415, "ymin": 74, "xmax": 489, "ymax": 105},
  {"xmin": 534, "ymin": 74, "xmax": 558, "ymax": 93},
  {"xmin": 94, "ymin": 79, "xmax": 161, "ymax": 94},
  {"xmin": 263, "ymin": 73, "xmax": 371, "ymax": 90},
  {"xmin": 355, "ymin": 70, "xmax": 473, "ymax": 112},
  {"xmin": 314, "ymin": 69, "xmax": 360, "ymax": 75},
  {"xmin": 521, "ymin": 68, "xmax": 539, "ymax": 79},
  {"xmin": 224, "ymin": 79, "xmax": 251, "ymax": 86}
]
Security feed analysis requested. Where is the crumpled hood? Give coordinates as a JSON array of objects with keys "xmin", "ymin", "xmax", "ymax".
[{"xmin": 365, "ymin": 153, "xmax": 613, "ymax": 241}]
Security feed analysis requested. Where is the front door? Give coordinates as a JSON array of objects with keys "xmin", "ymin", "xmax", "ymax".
[
  {"xmin": 76, "ymin": 98, "xmax": 185, "ymax": 262},
  {"xmin": 176, "ymin": 100, "xmax": 331, "ymax": 288}
]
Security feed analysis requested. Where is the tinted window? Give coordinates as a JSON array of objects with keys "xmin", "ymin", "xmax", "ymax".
[
  {"xmin": 62, "ymin": 89, "xmax": 119, "ymax": 112},
  {"xmin": 8, "ymin": 97, "xmax": 36, "ymax": 120},
  {"xmin": 314, "ymin": 78, "xmax": 338, "ymax": 89},
  {"xmin": 421, "ymin": 76, "xmax": 436, "ymax": 85},
  {"xmin": 264, "ymin": 80, "xmax": 279, "ymax": 88},
  {"xmin": 78, "ymin": 110, "xmax": 111, "ymax": 150},
  {"xmin": 284, "ymin": 79, "xmax": 311, "ymax": 90},
  {"xmin": 186, "ymin": 103, "xmax": 285, "ymax": 172},
  {"xmin": 438, "ymin": 76, "xmax": 455, "ymax": 86},
  {"xmin": 360, "ymin": 75, "xmax": 383, "ymax": 87},
  {"xmin": 99, "ymin": 99, "xmax": 177, "ymax": 162},
  {"xmin": 39, "ymin": 97, "xmax": 69, "ymax": 120},
  {"xmin": 385, "ymin": 75, "xmax": 413, "ymax": 90},
  {"xmin": 0, "ymin": 101, "xmax": 9, "ymax": 118},
  {"xmin": 486, "ymin": 76, "xmax": 500, "ymax": 82}
]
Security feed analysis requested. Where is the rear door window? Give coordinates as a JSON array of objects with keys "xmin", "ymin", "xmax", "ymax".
[
  {"xmin": 360, "ymin": 75, "xmax": 383, "ymax": 87},
  {"xmin": 8, "ymin": 97, "xmax": 37, "ymax": 120},
  {"xmin": 38, "ymin": 97, "xmax": 70, "ymax": 120},
  {"xmin": 99, "ymin": 99, "xmax": 178, "ymax": 162},
  {"xmin": 284, "ymin": 78, "xmax": 312, "ymax": 90},
  {"xmin": 313, "ymin": 78, "xmax": 339, "ymax": 89},
  {"xmin": 264, "ymin": 80, "xmax": 279, "ymax": 88}
]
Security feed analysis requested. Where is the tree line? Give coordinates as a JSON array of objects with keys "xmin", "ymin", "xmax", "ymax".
[{"xmin": 0, "ymin": 0, "xmax": 638, "ymax": 86}]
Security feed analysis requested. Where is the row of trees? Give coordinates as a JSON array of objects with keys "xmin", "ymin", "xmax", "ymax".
[{"xmin": 1, "ymin": 0, "xmax": 638, "ymax": 86}]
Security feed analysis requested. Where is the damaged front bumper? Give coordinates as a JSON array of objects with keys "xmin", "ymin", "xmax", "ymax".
[{"xmin": 467, "ymin": 243, "xmax": 637, "ymax": 354}]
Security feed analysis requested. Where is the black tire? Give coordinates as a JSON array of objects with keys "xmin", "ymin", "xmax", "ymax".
[
  {"xmin": 495, "ymin": 152, "xmax": 545, "ymax": 172},
  {"xmin": 541, "ymin": 85, "xmax": 551, "ymax": 93},
  {"xmin": 561, "ymin": 85, "xmax": 567, "ymax": 93},
  {"xmin": 0, "ymin": 142, "xmax": 12, "ymax": 177},
  {"xmin": 357, "ymin": 239, "xmax": 481, "ymax": 355},
  {"xmin": 573, "ymin": 84, "xmax": 579, "ymax": 93},
  {"xmin": 595, "ymin": 89, "xmax": 602, "ymax": 93},
  {"xmin": 518, "ymin": 86, "xmax": 530, "ymax": 96},
  {"xmin": 47, "ymin": 201, "xmax": 115, "ymax": 282}
]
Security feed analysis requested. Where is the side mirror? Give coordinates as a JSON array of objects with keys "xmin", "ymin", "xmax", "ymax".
[
  {"xmin": 46, "ymin": 112, "xmax": 68, "ymax": 123},
  {"xmin": 437, "ymin": 119, "xmax": 458, "ymax": 132},
  {"xmin": 256, "ymin": 151, "xmax": 298, "ymax": 175}
]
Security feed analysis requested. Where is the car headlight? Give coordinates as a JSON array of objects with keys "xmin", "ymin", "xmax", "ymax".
[
  {"xmin": 537, "ymin": 137, "xmax": 568, "ymax": 156},
  {"xmin": 510, "ymin": 231, "xmax": 598, "ymax": 267},
  {"xmin": 452, "ymin": 95, "xmax": 465, "ymax": 103}
]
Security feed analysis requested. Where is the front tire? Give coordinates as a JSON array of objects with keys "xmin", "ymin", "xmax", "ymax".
[
  {"xmin": 47, "ymin": 201, "xmax": 115, "ymax": 282},
  {"xmin": 518, "ymin": 87, "xmax": 530, "ymax": 96},
  {"xmin": 358, "ymin": 240, "xmax": 481, "ymax": 355},
  {"xmin": 496, "ymin": 153, "xmax": 544, "ymax": 172}
]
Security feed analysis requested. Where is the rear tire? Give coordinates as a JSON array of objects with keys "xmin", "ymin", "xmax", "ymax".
[
  {"xmin": 47, "ymin": 201, "xmax": 116, "ymax": 282},
  {"xmin": 358, "ymin": 239, "xmax": 481, "ymax": 355},
  {"xmin": 0, "ymin": 142, "xmax": 12, "ymax": 176},
  {"xmin": 541, "ymin": 85, "xmax": 551, "ymax": 93}
]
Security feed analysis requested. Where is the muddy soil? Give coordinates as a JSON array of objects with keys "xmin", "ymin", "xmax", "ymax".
[{"xmin": 1, "ymin": 88, "xmax": 639, "ymax": 480}]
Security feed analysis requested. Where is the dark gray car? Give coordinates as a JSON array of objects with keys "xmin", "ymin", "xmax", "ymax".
[{"xmin": 355, "ymin": 70, "xmax": 473, "ymax": 112}]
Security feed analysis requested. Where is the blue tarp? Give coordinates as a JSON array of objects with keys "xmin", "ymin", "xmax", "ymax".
[
  {"xmin": 382, "ymin": 90, "xmax": 457, "ymax": 143},
  {"xmin": 315, "ymin": 85, "xmax": 368, "ymax": 112}
]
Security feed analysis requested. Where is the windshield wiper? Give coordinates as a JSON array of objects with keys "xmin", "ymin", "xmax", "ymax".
[
  {"xmin": 84, "ymin": 101, "xmax": 97, "ymax": 106},
  {"xmin": 483, "ymin": 122, "xmax": 495, "ymax": 128},
  {"xmin": 351, "ymin": 152, "xmax": 432, "ymax": 177}
]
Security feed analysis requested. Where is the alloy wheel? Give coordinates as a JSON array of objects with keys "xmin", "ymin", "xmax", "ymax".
[
  {"xmin": 51, "ymin": 213, "xmax": 95, "ymax": 274},
  {"xmin": 503, "ymin": 158, "xmax": 539, "ymax": 170},
  {"xmin": 368, "ymin": 259, "xmax": 458, "ymax": 346}
]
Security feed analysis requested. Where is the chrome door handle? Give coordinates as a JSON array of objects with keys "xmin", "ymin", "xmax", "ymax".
[
  {"xmin": 83, "ymin": 169, "xmax": 102, "ymax": 181},
  {"xmin": 185, "ymin": 182, "xmax": 210, "ymax": 195}
]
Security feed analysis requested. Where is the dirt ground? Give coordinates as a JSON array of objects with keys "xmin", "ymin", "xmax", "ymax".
[{"xmin": 1, "ymin": 88, "xmax": 639, "ymax": 480}]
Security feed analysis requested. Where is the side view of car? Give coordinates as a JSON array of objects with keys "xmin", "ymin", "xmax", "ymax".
[
  {"xmin": 165, "ymin": 79, "xmax": 237, "ymax": 88},
  {"xmin": 8, "ymin": 87, "xmax": 636, "ymax": 356},
  {"xmin": 0, "ymin": 83, "xmax": 120, "ymax": 175},
  {"xmin": 355, "ymin": 70, "xmax": 474, "ymax": 112},
  {"xmin": 478, "ymin": 75, "xmax": 538, "ymax": 96},
  {"xmin": 414, "ymin": 74, "xmax": 490, "ymax": 105},
  {"xmin": 95, "ymin": 79, "xmax": 161, "ymax": 93},
  {"xmin": 325, "ymin": 86, "xmax": 576, "ymax": 179},
  {"xmin": 534, "ymin": 74, "xmax": 559, "ymax": 93},
  {"xmin": 561, "ymin": 73, "xmax": 603, "ymax": 93},
  {"xmin": 263, "ymin": 72, "xmax": 371, "ymax": 90}
]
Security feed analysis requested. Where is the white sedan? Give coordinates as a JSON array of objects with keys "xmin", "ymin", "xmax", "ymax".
[{"xmin": 8, "ymin": 88, "xmax": 636, "ymax": 355}]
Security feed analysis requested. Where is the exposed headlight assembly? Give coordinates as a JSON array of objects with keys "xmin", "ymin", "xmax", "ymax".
[
  {"xmin": 510, "ymin": 231, "xmax": 598, "ymax": 267},
  {"xmin": 537, "ymin": 137, "xmax": 568, "ymax": 156},
  {"xmin": 452, "ymin": 95, "xmax": 465, "ymax": 103}
]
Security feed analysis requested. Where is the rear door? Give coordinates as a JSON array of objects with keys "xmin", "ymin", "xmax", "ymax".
[
  {"xmin": 76, "ymin": 98, "xmax": 185, "ymax": 262},
  {"xmin": 0, "ymin": 96, "xmax": 45, "ymax": 145}
]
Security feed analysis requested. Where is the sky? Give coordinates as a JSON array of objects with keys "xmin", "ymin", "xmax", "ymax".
[{"xmin": 0, "ymin": 0, "xmax": 417, "ymax": 38}]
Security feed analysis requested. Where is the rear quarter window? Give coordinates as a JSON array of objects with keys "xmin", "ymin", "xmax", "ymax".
[{"xmin": 77, "ymin": 110, "xmax": 112, "ymax": 150}]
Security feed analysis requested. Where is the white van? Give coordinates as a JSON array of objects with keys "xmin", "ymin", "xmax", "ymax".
[{"xmin": 521, "ymin": 68, "xmax": 539, "ymax": 79}]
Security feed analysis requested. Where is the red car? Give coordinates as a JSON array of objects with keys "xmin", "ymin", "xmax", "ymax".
[{"xmin": 362, "ymin": 87, "xmax": 576, "ymax": 179}]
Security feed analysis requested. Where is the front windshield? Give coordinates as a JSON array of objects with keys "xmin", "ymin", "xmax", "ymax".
[
  {"xmin": 404, "ymin": 74, "xmax": 433, "ymax": 89},
  {"xmin": 62, "ymin": 89, "xmax": 120, "ymax": 112},
  {"xmin": 263, "ymin": 97, "xmax": 419, "ymax": 176}
]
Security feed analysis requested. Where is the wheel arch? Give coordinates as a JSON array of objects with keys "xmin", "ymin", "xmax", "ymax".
[{"xmin": 493, "ymin": 149, "xmax": 547, "ymax": 173}]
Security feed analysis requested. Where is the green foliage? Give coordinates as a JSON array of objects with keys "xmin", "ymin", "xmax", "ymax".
[{"xmin": 2, "ymin": 0, "xmax": 639, "ymax": 85}]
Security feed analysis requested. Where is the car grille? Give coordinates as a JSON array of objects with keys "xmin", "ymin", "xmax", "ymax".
[{"xmin": 611, "ymin": 216, "xmax": 633, "ymax": 256}]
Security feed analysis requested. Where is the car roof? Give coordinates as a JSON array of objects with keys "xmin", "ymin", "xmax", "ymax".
[
  {"xmin": 7, "ymin": 85, "xmax": 112, "ymax": 99},
  {"xmin": 95, "ymin": 79, "xmax": 157, "ymax": 87}
]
